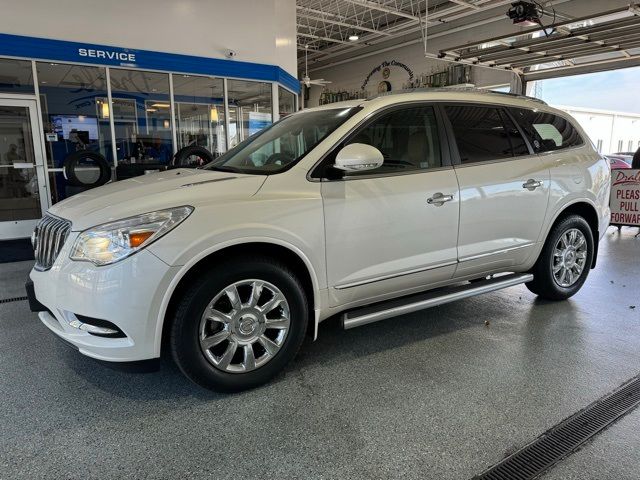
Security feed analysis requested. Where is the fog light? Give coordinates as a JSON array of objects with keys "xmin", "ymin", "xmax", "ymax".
[{"xmin": 69, "ymin": 314, "xmax": 126, "ymax": 338}]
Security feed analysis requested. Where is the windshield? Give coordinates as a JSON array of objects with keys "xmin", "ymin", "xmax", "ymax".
[{"xmin": 204, "ymin": 107, "xmax": 360, "ymax": 174}]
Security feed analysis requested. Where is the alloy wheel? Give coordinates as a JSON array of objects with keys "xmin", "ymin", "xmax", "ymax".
[
  {"xmin": 551, "ymin": 228, "xmax": 588, "ymax": 288},
  {"xmin": 198, "ymin": 279, "xmax": 290, "ymax": 373}
]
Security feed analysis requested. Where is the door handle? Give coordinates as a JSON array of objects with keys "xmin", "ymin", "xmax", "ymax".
[
  {"xmin": 522, "ymin": 179, "xmax": 543, "ymax": 190},
  {"xmin": 427, "ymin": 192, "xmax": 454, "ymax": 206}
]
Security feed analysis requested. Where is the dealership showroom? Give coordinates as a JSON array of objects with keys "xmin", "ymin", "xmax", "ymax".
[{"xmin": 2, "ymin": 0, "xmax": 640, "ymax": 478}]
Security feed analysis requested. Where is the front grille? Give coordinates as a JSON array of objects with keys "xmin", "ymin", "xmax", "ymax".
[{"xmin": 33, "ymin": 215, "xmax": 72, "ymax": 271}]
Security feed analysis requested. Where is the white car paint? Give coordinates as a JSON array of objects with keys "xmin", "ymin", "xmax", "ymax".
[{"xmin": 30, "ymin": 90, "xmax": 611, "ymax": 363}]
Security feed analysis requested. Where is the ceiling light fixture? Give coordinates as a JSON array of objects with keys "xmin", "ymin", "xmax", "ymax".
[{"xmin": 348, "ymin": 33, "xmax": 359, "ymax": 41}]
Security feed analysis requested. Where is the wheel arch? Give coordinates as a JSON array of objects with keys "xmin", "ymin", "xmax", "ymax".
[
  {"xmin": 158, "ymin": 240, "xmax": 319, "ymax": 356},
  {"xmin": 545, "ymin": 200, "xmax": 600, "ymax": 269}
]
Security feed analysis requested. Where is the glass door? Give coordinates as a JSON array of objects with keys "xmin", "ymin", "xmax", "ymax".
[{"xmin": 0, "ymin": 98, "xmax": 48, "ymax": 240}]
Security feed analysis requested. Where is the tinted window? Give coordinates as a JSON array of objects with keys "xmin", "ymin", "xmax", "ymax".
[
  {"xmin": 501, "ymin": 111, "xmax": 530, "ymax": 156},
  {"xmin": 344, "ymin": 106, "xmax": 442, "ymax": 175},
  {"xmin": 206, "ymin": 107, "xmax": 359, "ymax": 174},
  {"xmin": 445, "ymin": 105, "xmax": 520, "ymax": 164},
  {"xmin": 509, "ymin": 108, "xmax": 583, "ymax": 152}
]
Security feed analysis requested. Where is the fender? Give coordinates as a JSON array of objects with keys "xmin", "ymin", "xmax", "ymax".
[
  {"xmin": 151, "ymin": 236, "xmax": 323, "ymax": 356},
  {"xmin": 525, "ymin": 197, "xmax": 603, "ymax": 270}
]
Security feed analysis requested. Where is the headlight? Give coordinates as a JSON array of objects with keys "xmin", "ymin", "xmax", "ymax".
[{"xmin": 70, "ymin": 206, "xmax": 193, "ymax": 266}]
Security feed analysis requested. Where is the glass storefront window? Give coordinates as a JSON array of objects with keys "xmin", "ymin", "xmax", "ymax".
[
  {"xmin": 226, "ymin": 79, "xmax": 272, "ymax": 148},
  {"xmin": 37, "ymin": 62, "xmax": 113, "ymax": 201},
  {"xmin": 0, "ymin": 59, "xmax": 34, "ymax": 94},
  {"xmin": 278, "ymin": 86, "xmax": 296, "ymax": 118},
  {"xmin": 109, "ymin": 69, "xmax": 173, "ymax": 179},
  {"xmin": 172, "ymin": 74, "xmax": 226, "ymax": 158}
]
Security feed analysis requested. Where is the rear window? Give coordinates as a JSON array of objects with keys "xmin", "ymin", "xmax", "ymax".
[{"xmin": 508, "ymin": 108, "xmax": 583, "ymax": 153}]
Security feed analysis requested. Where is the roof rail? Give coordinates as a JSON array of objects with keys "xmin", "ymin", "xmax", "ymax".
[{"xmin": 368, "ymin": 86, "xmax": 548, "ymax": 105}]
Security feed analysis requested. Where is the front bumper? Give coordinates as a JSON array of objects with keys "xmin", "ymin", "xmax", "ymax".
[{"xmin": 29, "ymin": 235, "xmax": 180, "ymax": 362}]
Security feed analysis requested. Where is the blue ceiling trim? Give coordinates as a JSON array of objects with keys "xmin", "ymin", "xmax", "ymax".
[{"xmin": 0, "ymin": 32, "xmax": 300, "ymax": 93}]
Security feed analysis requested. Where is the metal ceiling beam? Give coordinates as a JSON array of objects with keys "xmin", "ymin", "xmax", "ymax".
[
  {"xmin": 448, "ymin": 0, "xmax": 481, "ymax": 10},
  {"xmin": 523, "ymin": 53, "xmax": 640, "ymax": 81},
  {"xmin": 296, "ymin": 12, "xmax": 392, "ymax": 36},
  {"xmin": 467, "ymin": 25, "xmax": 640, "ymax": 63},
  {"xmin": 342, "ymin": 0, "xmax": 420, "ymax": 21},
  {"xmin": 442, "ymin": 4, "xmax": 640, "ymax": 55},
  {"xmin": 300, "ymin": 0, "xmax": 516, "ymax": 65},
  {"xmin": 455, "ymin": 16, "xmax": 640, "ymax": 60},
  {"xmin": 497, "ymin": 39, "xmax": 640, "ymax": 68},
  {"xmin": 297, "ymin": 32, "xmax": 353, "ymax": 45}
]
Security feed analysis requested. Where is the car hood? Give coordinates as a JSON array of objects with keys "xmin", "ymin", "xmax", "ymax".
[{"xmin": 49, "ymin": 168, "xmax": 266, "ymax": 231}]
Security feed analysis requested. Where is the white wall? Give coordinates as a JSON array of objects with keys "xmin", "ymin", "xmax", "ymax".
[
  {"xmin": 306, "ymin": 44, "xmax": 515, "ymax": 105},
  {"xmin": 559, "ymin": 106, "xmax": 640, "ymax": 155},
  {"xmin": 0, "ymin": 0, "xmax": 297, "ymax": 76}
]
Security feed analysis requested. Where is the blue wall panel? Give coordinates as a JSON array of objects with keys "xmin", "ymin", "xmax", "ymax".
[{"xmin": 0, "ymin": 33, "xmax": 300, "ymax": 93}]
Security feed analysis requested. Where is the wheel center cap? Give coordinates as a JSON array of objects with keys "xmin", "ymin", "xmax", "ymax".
[
  {"xmin": 564, "ymin": 248, "xmax": 576, "ymax": 267},
  {"xmin": 238, "ymin": 316, "xmax": 257, "ymax": 335}
]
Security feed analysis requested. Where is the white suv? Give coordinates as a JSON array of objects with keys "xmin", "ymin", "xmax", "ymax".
[{"xmin": 27, "ymin": 90, "xmax": 611, "ymax": 391}]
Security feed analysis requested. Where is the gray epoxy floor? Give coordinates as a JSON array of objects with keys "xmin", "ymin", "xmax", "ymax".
[{"xmin": 1, "ymin": 227, "xmax": 639, "ymax": 480}]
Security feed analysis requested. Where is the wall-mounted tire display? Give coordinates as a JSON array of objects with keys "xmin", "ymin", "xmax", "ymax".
[
  {"xmin": 171, "ymin": 145, "xmax": 215, "ymax": 168},
  {"xmin": 63, "ymin": 150, "xmax": 112, "ymax": 188}
]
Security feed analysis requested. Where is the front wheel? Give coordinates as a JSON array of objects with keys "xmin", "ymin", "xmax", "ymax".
[
  {"xmin": 170, "ymin": 257, "xmax": 308, "ymax": 392},
  {"xmin": 526, "ymin": 215, "xmax": 594, "ymax": 301}
]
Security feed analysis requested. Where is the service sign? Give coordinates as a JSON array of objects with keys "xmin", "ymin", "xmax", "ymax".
[{"xmin": 610, "ymin": 169, "xmax": 640, "ymax": 226}]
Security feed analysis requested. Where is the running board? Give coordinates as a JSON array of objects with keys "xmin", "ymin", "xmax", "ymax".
[{"xmin": 341, "ymin": 273, "xmax": 533, "ymax": 330}]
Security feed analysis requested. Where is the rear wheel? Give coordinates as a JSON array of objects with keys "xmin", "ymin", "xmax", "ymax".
[
  {"xmin": 526, "ymin": 215, "xmax": 594, "ymax": 300},
  {"xmin": 170, "ymin": 257, "xmax": 308, "ymax": 392}
]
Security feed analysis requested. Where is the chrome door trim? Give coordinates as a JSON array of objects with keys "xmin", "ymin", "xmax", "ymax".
[
  {"xmin": 334, "ymin": 260, "xmax": 458, "ymax": 290},
  {"xmin": 458, "ymin": 242, "xmax": 536, "ymax": 263}
]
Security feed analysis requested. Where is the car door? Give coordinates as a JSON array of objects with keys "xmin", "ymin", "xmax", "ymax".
[
  {"xmin": 443, "ymin": 103, "xmax": 550, "ymax": 278},
  {"xmin": 319, "ymin": 104, "xmax": 460, "ymax": 308}
]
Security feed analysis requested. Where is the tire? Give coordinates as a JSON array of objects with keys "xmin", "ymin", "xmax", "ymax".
[
  {"xmin": 63, "ymin": 150, "xmax": 111, "ymax": 188},
  {"xmin": 526, "ymin": 215, "xmax": 594, "ymax": 301},
  {"xmin": 170, "ymin": 256, "xmax": 308, "ymax": 392},
  {"xmin": 172, "ymin": 145, "xmax": 214, "ymax": 168}
]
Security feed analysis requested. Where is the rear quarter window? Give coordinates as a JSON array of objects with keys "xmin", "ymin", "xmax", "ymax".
[{"xmin": 509, "ymin": 107, "xmax": 583, "ymax": 153}]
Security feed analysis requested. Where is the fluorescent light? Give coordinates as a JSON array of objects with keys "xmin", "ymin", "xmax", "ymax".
[
  {"xmin": 150, "ymin": 103, "xmax": 170, "ymax": 108},
  {"xmin": 349, "ymin": 34, "xmax": 359, "ymax": 41}
]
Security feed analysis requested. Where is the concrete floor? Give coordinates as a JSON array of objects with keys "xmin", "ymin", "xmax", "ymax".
[{"xmin": 1, "ymin": 227, "xmax": 639, "ymax": 480}]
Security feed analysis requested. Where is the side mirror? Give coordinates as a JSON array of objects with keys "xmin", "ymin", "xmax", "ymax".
[{"xmin": 334, "ymin": 143, "xmax": 384, "ymax": 172}]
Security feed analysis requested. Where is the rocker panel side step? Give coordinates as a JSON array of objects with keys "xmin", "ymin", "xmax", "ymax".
[{"xmin": 341, "ymin": 273, "xmax": 533, "ymax": 330}]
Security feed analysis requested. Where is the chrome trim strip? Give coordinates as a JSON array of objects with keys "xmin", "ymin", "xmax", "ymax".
[
  {"xmin": 334, "ymin": 260, "xmax": 458, "ymax": 290},
  {"xmin": 181, "ymin": 176, "xmax": 237, "ymax": 187},
  {"xmin": 68, "ymin": 319, "xmax": 119, "ymax": 336},
  {"xmin": 33, "ymin": 214, "xmax": 71, "ymax": 271},
  {"xmin": 458, "ymin": 243, "xmax": 536, "ymax": 263},
  {"xmin": 342, "ymin": 273, "xmax": 534, "ymax": 330}
]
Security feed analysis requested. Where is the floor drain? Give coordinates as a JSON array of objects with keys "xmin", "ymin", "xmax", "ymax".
[
  {"xmin": 473, "ymin": 374, "xmax": 640, "ymax": 480},
  {"xmin": 0, "ymin": 296, "xmax": 28, "ymax": 304}
]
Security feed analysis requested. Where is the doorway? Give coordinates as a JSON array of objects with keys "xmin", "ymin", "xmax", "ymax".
[{"xmin": 0, "ymin": 97, "xmax": 48, "ymax": 240}]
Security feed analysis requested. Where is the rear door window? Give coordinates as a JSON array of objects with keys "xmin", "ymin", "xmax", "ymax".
[
  {"xmin": 444, "ymin": 105, "xmax": 528, "ymax": 164},
  {"xmin": 508, "ymin": 108, "xmax": 583, "ymax": 153}
]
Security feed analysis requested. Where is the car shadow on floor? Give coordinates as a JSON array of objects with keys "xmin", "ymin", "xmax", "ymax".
[{"xmin": 59, "ymin": 289, "xmax": 580, "ymax": 400}]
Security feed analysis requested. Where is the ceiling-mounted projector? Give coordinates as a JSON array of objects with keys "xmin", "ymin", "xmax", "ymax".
[{"xmin": 507, "ymin": 1, "xmax": 540, "ymax": 26}]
